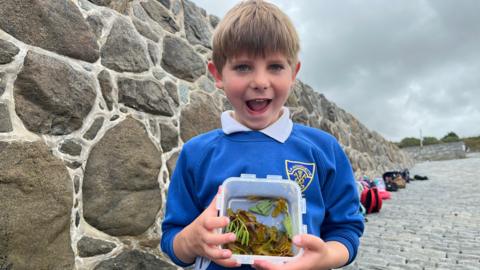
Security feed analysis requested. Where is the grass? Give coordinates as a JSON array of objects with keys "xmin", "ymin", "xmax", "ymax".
[
  {"xmin": 463, "ymin": 136, "xmax": 480, "ymax": 152},
  {"xmin": 394, "ymin": 136, "xmax": 480, "ymax": 152}
]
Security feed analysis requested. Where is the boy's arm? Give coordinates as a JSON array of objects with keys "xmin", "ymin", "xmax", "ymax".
[
  {"xmin": 172, "ymin": 190, "xmax": 238, "ymax": 267},
  {"xmin": 320, "ymin": 142, "xmax": 365, "ymax": 265},
  {"xmin": 161, "ymin": 149, "xmax": 201, "ymax": 267},
  {"xmin": 160, "ymin": 149, "xmax": 237, "ymax": 267},
  {"xmin": 324, "ymin": 241, "xmax": 349, "ymax": 267}
]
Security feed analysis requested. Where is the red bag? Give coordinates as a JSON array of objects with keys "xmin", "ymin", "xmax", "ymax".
[
  {"xmin": 378, "ymin": 190, "xmax": 391, "ymax": 200},
  {"xmin": 360, "ymin": 187, "xmax": 383, "ymax": 214}
]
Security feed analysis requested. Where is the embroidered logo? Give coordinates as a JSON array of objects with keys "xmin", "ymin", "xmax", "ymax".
[{"xmin": 285, "ymin": 160, "xmax": 316, "ymax": 192}]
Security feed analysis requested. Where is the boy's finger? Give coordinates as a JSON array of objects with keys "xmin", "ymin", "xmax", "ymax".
[
  {"xmin": 203, "ymin": 232, "xmax": 236, "ymax": 246},
  {"xmin": 204, "ymin": 216, "xmax": 229, "ymax": 230},
  {"xmin": 214, "ymin": 258, "xmax": 241, "ymax": 268},
  {"xmin": 203, "ymin": 246, "xmax": 232, "ymax": 261},
  {"xmin": 292, "ymin": 234, "xmax": 325, "ymax": 251}
]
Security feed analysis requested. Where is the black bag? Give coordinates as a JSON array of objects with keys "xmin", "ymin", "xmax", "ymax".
[
  {"xmin": 383, "ymin": 171, "xmax": 400, "ymax": 192},
  {"xmin": 382, "ymin": 171, "xmax": 399, "ymax": 182},
  {"xmin": 400, "ymin": 169, "xmax": 411, "ymax": 183},
  {"xmin": 414, "ymin": 174, "xmax": 429, "ymax": 180},
  {"xmin": 385, "ymin": 181, "xmax": 398, "ymax": 192}
]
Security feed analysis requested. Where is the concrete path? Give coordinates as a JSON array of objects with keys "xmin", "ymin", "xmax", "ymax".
[{"xmin": 342, "ymin": 153, "xmax": 480, "ymax": 270}]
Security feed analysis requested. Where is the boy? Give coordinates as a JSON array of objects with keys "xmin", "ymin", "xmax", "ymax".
[{"xmin": 161, "ymin": 1, "xmax": 364, "ymax": 269}]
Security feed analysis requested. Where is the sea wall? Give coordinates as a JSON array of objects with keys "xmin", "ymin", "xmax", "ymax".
[
  {"xmin": 402, "ymin": 141, "xmax": 466, "ymax": 161},
  {"xmin": 0, "ymin": 0, "xmax": 413, "ymax": 269}
]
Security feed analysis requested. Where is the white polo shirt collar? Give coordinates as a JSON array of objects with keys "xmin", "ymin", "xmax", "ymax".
[{"xmin": 221, "ymin": 107, "xmax": 293, "ymax": 143}]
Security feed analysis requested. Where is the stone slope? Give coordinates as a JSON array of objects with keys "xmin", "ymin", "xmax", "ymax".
[{"xmin": 288, "ymin": 81, "xmax": 413, "ymax": 178}]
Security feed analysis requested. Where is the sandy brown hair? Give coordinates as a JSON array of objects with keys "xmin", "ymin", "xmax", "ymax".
[{"xmin": 212, "ymin": 0, "xmax": 300, "ymax": 72}]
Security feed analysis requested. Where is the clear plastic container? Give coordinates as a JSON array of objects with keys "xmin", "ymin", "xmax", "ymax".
[{"xmin": 217, "ymin": 174, "xmax": 306, "ymax": 265}]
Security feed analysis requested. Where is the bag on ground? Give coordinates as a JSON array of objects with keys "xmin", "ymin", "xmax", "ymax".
[
  {"xmin": 360, "ymin": 187, "xmax": 383, "ymax": 214},
  {"xmin": 385, "ymin": 181, "xmax": 398, "ymax": 192},
  {"xmin": 393, "ymin": 175, "xmax": 407, "ymax": 188}
]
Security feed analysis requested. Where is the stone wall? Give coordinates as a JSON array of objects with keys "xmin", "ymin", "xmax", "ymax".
[
  {"xmin": 0, "ymin": 0, "xmax": 413, "ymax": 269},
  {"xmin": 402, "ymin": 141, "xmax": 466, "ymax": 161}
]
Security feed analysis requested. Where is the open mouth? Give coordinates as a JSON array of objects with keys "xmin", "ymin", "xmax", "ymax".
[{"xmin": 246, "ymin": 99, "xmax": 272, "ymax": 113}]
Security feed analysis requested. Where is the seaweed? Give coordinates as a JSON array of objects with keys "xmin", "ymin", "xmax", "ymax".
[
  {"xmin": 248, "ymin": 199, "xmax": 273, "ymax": 216},
  {"xmin": 226, "ymin": 208, "xmax": 251, "ymax": 246},
  {"xmin": 225, "ymin": 197, "xmax": 294, "ymax": 256}
]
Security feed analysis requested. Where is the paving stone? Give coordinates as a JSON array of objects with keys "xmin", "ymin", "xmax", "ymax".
[{"xmin": 341, "ymin": 154, "xmax": 480, "ymax": 270}]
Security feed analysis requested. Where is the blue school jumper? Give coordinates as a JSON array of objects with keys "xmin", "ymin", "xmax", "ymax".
[{"xmin": 161, "ymin": 109, "xmax": 364, "ymax": 270}]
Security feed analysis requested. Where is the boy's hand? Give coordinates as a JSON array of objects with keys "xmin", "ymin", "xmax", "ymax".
[
  {"xmin": 252, "ymin": 235, "xmax": 348, "ymax": 270},
  {"xmin": 173, "ymin": 187, "xmax": 239, "ymax": 268}
]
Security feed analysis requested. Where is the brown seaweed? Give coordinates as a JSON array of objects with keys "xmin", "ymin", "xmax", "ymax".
[{"xmin": 225, "ymin": 198, "xmax": 294, "ymax": 256}]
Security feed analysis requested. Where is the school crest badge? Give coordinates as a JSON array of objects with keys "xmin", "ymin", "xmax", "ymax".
[{"xmin": 285, "ymin": 160, "xmax": 316, "ymax": 192}]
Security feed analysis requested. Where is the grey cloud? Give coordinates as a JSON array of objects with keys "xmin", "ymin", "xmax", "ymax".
[{"xmin": 193, "ymin": 0, "xmax": 480, "ymax": 141}]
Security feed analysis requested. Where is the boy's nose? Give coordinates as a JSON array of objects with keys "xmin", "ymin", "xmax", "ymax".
[{"xmin": 250, "ymin": 71, "xmax": 270, "ymax": 91}]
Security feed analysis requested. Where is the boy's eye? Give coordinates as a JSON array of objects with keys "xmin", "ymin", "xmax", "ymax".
[
  {"xmin": 269, "ymin": 64, "xmax": 285, "ymax": 72},
  {"xmin": 233, "ymin": 64, "xmax": 251, "ymax": 72}
]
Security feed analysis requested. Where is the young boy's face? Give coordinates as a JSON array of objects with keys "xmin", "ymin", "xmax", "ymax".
[{"xmin": 209, "ymin": 52, "xmax": 300, "ymax": 130}]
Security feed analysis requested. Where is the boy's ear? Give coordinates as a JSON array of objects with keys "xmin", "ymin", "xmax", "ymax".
[
  {"xmin": 208, "ymin": 61, "xmax": 224, "ymax": 89},
  {"xmin": 292, "ymin": 61, "xmax": 301, "ymax": 80}
]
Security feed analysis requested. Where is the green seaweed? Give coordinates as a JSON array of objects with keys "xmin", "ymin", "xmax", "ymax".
[
  {"xmin": 225, "ymin": 197, "xmax": 294, "ymax": 256},
  {"xmin": 226, "ymin": 208, "xmax": 251, "ymax": 246},
  {"xmin": 248, "ymin": 199, "xmax": 273, "ymax": 216},
  {"xmin": 283, "ymin": 214, "xmax": 293, "ymax": 239}
]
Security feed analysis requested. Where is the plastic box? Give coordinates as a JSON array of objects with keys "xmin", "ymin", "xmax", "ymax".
[{"xmin": 217, "ymin": 174, "xmax": 306, "ymax": 265}]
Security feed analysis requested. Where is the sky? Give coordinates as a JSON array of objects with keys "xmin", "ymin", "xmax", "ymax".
[{"xmin": 192, "ymin": 0, "xmax": 480, "ymax": 142}]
